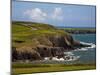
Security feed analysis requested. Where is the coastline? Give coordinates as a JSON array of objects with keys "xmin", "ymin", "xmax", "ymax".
[
  {"xmin": 12, "ymin": 21, "xmax": 96, "ymax": 75},
  {"xmin": 12, "ymin": 33, "xmax": 96, "ymax": 74},
  {"xmin": 60, "ymin": 28, "xmax": 96, "ymax": 34}
]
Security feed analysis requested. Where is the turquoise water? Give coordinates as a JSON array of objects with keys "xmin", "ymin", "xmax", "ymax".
[
  {"xmin": 71, "ymin": 34, "xmax": 96, "ymax": 64},
  {"xmin": 72, "ymin": 34, "xmax": 96, "ymax": 44},
  {"xmin": 32, "ymin": 34, "xmax": 96, "ymax": 64}
]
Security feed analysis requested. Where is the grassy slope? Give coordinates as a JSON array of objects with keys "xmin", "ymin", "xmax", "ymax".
[
  {"xmin": 12, "ymin": 21, "xmax": 68, "ymax": 49},
  {"xmin": 12, "ymin": 63, "xmax": 96, "ymax": 75},
  {"xmin": 12, "ymin": 21, "xmax": 96, "ymax": 74},
  {"xmin": 61, "ymin": 28, "xmax": 96, "ymax": 32}
]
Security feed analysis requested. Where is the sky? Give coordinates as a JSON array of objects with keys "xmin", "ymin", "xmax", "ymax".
[{"xmin": 12, "ymin": 1, "xmax": 96, "ymax": 27}]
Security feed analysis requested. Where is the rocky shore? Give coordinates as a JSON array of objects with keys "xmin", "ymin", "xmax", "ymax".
[
  {"xmin": 12, "ymin": 34, "xmax": 90, "ymax": 62},
  {"xmin": 12, "ymin": 21, "xmax": 91, "ymax": 62},
  {"xmin": 64, "ymin": 29, "xmax": 96, "ymax": 34}
]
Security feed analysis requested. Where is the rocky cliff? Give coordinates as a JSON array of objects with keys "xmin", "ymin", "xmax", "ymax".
[{"xmin": 12, "ymin": 21, "xmax": 90, "ymax": 61}]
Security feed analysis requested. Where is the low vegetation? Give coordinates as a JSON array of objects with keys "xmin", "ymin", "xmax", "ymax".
[
  {"xmin": 12, "ymin": 63, "xmax": 96, "ymax": 75},
  {"xmin": 12, "ymin": 21, "xmax": 68, "ymax": 48},
  {"xmin": 61, "ymin": 28, "xmax": 96, "ymax": 34},
  {"xmin": 12, "ymin": 21, "xmax": 95, "ymax": 74}
]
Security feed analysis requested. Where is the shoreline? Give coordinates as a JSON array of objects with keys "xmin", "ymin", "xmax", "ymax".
[
  {"xmin": 60, "ymin": 28, "xmax": 96, "ymax": 34},
  {"xmin": 12, "ymin": 39, "xmax": 96, "ymax": 63}
]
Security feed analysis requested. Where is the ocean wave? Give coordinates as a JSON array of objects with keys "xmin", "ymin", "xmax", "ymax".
[
  {"xmin": 44, "ymin": 55, "xmax": 80, "ymax": 61},
  {"xmin": 44, "ymin": 41, "xmax": 95, "ymax": 62},
  {"xmin": 64, "ymin": 52, "xmax": 74, "ymax": 56},
  {"xmin": 75, "ymin": 41, "xmax": 96, "ymax": 51},
  {"xmin": 44, "ymin": 57, "xmax": 65, "ymax": 61}
]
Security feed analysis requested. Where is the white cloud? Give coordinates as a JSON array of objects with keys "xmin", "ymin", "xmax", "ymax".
[
  {"xmin": 51, "ymin": 7, "xmax": 63, "ymax": 21},
  {"xmin": 24, "ymin": 8, "xmax": 47, "ymax": 22},
  {"xmin": 24, "ymin": 7, "xmax": 63, "ymax": 22}
]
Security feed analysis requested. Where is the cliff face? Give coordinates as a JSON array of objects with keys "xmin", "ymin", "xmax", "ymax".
[
  {"xmin": 12, "ymin": 21, "xmax": 90, "ymax": 61},
  {"xmin": 12, "ymin": 34, "xmax": 86, "ymax": 61},
  {"xmin": 12, "ymin": 35, "xmax": 74, "ymax": 61}
]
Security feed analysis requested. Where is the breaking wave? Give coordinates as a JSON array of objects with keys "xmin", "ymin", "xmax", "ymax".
[
  {"xmin": 75, "ymin": 41, "xmax": 96, "ymax": 51},
  {"xmin": 43, "ymin": 41, "xmax": 95, "ymax": 62},
  {"xmin": 44, "ymin": 51, "xmax": 80, "ymax": 62},
  {"xmin": 44, "ymin": 56, "xmax": 80, "ymax": 61}
]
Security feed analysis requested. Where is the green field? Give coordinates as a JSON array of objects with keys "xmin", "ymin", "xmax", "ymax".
[
  {"xmin": 12, "ymin": 22, "xmax": 96, "ymax": 75},
  {"xmin": 61, "ymin": 28, "xmax": 95, "ymax": 31},
  {"xmin": 12, "ymin": 63, "xmax": 96, "ymax": 75},
  {"xmin": 60, "ymin": 28, "xmax": 96, "ymax": 34},
  {"xmin": 12, "ymin": 21, "xmax": 69, "ymax": 49},
  {"xmin": 12, "ymin": 21, "xmax": 68, "ymax": 41}
]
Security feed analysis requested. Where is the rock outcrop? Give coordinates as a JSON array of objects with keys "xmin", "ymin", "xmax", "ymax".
[
  {"xmin": 12, "ymin": 21, "xmax": 91, "ymax": 62},
  {"xmin": 12, "ymin": 34, "xmax": 90, "ymax": 62},
  {"xmin": 36, "ymin": 45, "xmax": 65, "ymax": 58}
]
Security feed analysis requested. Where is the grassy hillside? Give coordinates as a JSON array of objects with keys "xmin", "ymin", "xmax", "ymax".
[
  {"xmin": 12, "ymin": 21, "xmax": 69, "ymax": 51},
  {"xmin": 12, "ymin": 21, "xmax": 96, "ymax": 74},
  {"xmin": 61, "ymin": 28, "xmax": 96, "ymax": 34},
  {"xmin": 12, "ymin": 63, "xmax": 96, "ymax": 75}
]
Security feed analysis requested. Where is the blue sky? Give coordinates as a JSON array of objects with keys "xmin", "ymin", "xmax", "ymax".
[{"xmin": 12, "ymin": 1, "xmax": 96, "ymax": 27}]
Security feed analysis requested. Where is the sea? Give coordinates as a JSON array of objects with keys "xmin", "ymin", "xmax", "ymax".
[
  {"xmin": 34, "ymin": 34, "xmax": 96, "ymax": 64},
  {"xmin": 70, "ymin": 34, "xmax": 96, "ymax": 64}
]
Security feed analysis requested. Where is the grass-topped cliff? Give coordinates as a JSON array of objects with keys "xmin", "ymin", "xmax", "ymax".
[
  {"xmin": 12, "ymin": 21, "xmax": 69, "ymax": 48},
  {"xmin": 12, "ymin": 21, "xmax": 95, "ymax": 74},
  {"xmin": 12, "ymin": 21, "xmax": 89, "ymax": 61}
]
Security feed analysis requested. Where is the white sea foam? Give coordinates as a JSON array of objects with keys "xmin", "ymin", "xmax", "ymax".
[
  {"xmin": 76, "ymin": 48, "xmax": 88, "ymax": 51},
  {"xmin": 75, "ymin": 41, "xmax": 96, "ymax": 51},
  {"xmin": 53, "ymin": 57, "xmax": 65, "ymax": 61},
  {"xmin": 44, "ymin": 41, "xmax": 95, "ymax": 61},
  {"xmin": 44, "ymin": 57, "xmax": 50, "ymax": 60},
  {"xmin": 64, "ymin": 52, "xmax": 74, "ymax": 56},
  {"xmin": 44, "ymin": 55, "xmax": 80, "ymax": 61}
]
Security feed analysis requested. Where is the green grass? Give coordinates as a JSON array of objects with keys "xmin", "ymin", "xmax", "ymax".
[
  {"xmin": 12, "ymin": 21, "xmax": 68, "ymax": 40},
  {"xmin": 12, "ymin": 63, "xmax": 96, "ymax": 75},
  {"xmin": 12, "ymin": 21, "xmax": 68, "ymax": 48},
  {"xmin": 61, "ymin": 28, "xmax": 95, "ymax": 32},
  {"xmin": 12, "ymin": 22, "xmax": 96, "ymax": 75}
]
